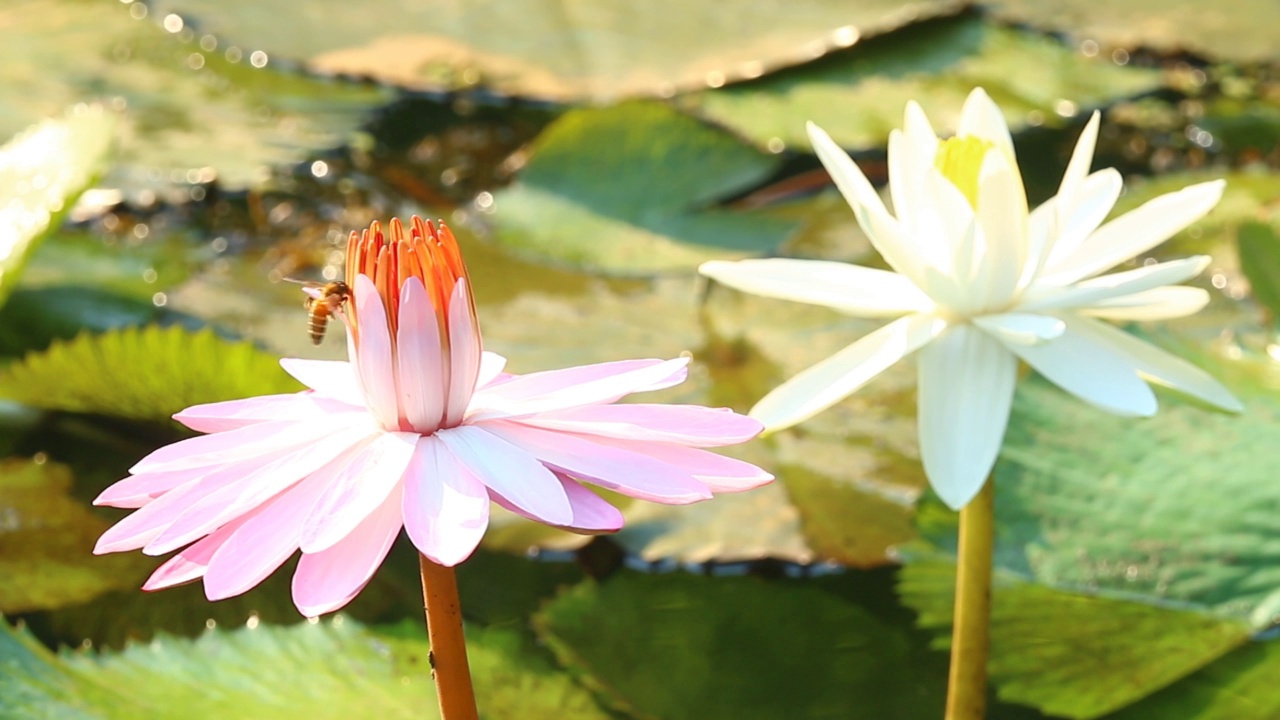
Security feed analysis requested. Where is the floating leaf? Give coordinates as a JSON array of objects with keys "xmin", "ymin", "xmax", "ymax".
[
  {"xmin": 0, "ymin": 106, "xmax": 114, "ymax": 309},
  {"xmin": 1109, "ymin": 640, "xmax": 1280, "ymax": 720},
  {"xmin": 0, "ymin": 458, "xmax": 150, "ymax": 614},
  {"xmin": 1237, "ymin": 221, "xmax": 1280, "ymax": 327},
  {"xmin": 0, "ymin": 617, "xmax": 610, "ymax": 719},
  {"xmin": 151, "ymin": 0, "xmax": 964, "ymax": 101},
  {"xmin": 0, "ymin": 0, "xmax": 391, "ymax": 196},
  {"xmin": 20, "ymin": 230, "xmax": 195, "ymax": 301},
  {"xmin": 899, "ymin": 561, "xmax": 1250, "ymax": 719},
  {"xmin": 535, "ymin": 570, "xmax": 947, "ymax": 719},
  {"xmin": 0, "ymin": 325, "xmax": 302, "ymax": 422},
  {"xmin": 985, "ymin": 0, "xmax": 1280, "ymax": 63},
  {"xmin": 685, "ymin": 14, "xmax": 1161, "ymax": 151},
  {"xmin": 487, "ymin": 102, "xmax": 796, "ymax": 275}
]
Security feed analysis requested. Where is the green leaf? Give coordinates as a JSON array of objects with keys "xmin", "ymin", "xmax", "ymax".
[
  {"xmin": 535, "ymin": 570, "xmax": 946, "ymax": 719},
  {"xmin": 0, "ymin": 106, "xmax": 114, "ymax": 310},
  {"xmin": 0, "ymin": 458, "xmax": 151, "ymax": 614},
  {"xmin": 1237, "ymin": 221, "xmax": 1280, "ymax": 326},
  {"xmin": 19, "ymin": 230, "xmax": 194, "ymax": 301},
  {"xmin": 0, "ymin": 0, "xmax": 391, "ymax": 196},
  {"xmin": 986, "ymin": 0, "xmax": 1280, "ymax": 63},
  {"xmin": 487, "ymin": 102, "xmax": 796, "ymax": 275},
  {"xmin": 0, "ymin": 325, "xmax": 302, "ymax": 422},
  {"xmin": 1108, "ymin": 640, "xmax": 1280, "ymax": 720},
  {"xmin": 0, "ymin": 286, "xmax": 190, "ymax": 359},
  {"xmin": 150, "ymin": 0, "xmax": 964, "ymax": 101},
  {"xmin": 899, "ymin": 561, "xmax": 1251, "ymax": 719},
  {"xmin": 685, "ymin": 14, "xmax": 1162, "ymax": 151},
  {"xmin": 0, "ymin": 617, "xmax": 610, "ymax": 719}
]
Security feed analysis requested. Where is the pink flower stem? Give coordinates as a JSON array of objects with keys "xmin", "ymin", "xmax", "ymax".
[
  {"xmin": 944, "ymin": 479, "xmax": 994, "ymax": 720},
  {"xmin": 419, "ymin": 555, "xmax": 478, "ymax": 720}
]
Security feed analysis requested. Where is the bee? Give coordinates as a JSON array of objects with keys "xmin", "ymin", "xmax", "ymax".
[{"xmin": 290, "ymin": 280, "xmax": 351, "ymax": 345}]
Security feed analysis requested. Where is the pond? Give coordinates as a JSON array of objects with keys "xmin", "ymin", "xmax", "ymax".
[{"xmin": 3, "ymin": 1, "xmax": 1280, "ymax": 719}]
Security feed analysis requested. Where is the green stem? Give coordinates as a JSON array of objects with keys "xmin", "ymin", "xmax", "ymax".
[{"xmin": 944, "ymin": 479, "xmax": 995, "ymax": 720}]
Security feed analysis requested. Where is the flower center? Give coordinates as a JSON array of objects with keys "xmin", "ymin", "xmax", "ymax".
[{"xmin": 934, "ymin": 136, "xmax": 993, "ymax": 208}]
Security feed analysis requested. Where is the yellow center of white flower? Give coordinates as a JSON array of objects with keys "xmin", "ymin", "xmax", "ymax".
[{"xmin": 934, "ymin": 136, "xmax": 993, "ymax": 209}]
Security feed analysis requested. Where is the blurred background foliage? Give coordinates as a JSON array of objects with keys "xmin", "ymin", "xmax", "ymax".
[{"xmin": 4, "ymin": 1, "xmax": 1280, "ymax": 717}]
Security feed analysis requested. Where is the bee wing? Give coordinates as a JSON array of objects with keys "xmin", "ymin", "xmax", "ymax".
[{"xmin": 300, "ymin": 286, "xmax": 326, "ymax": 300}]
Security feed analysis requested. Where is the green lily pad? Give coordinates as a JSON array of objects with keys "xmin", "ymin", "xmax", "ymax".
[
  {"xmin": 0, "ymin": 106, "xmax": 114, "ymax": 310},
  {"xmin": 1237, "ymin": 221, "xmax": 1280, "ymax": 327},
  {"xmin": 900, "ymin": 353, "xmax": 1280, "ymax": 717},
  {"xmin": 899, "ymin": 561, "xmax": 1251, "ymax": 719},
  {"xmin": 685, "ymin": 14, "xmax": 1162, "ymax": 151},
  {"xmin": 0, "ymin": 0, "xmax": 391, "ymax": 196},
  {"xmin": 151, "ymin": 0, "xmax": 963, "ymax": 101},
  {"xmin": 0, "ymin": 325, "xmax": 302, "ymax": 423},
  {"xmin": 19, "ymin": 230, "xmax": 195, "ymax": 302},
  {"xmin": 0, "ymin": 458, "xmax": 151, "ymax": 614},
  {"xmin": 985, "ymin": 0, "xmax": 1280, "ymax": 63},
  {"xmin": 534, "ymin": 569, "xmax": 946, "ymax": 719},
  {"xmin": 486, "ymin": 101, "xmax": 797, "ymax": 275},
  {"xmin": 1108, "ymin": 640, "xmax": 1280, "ymax": 720},
  {"xmin": 0, "ymin": 616, "xmax": 610, "ymax": 719}
]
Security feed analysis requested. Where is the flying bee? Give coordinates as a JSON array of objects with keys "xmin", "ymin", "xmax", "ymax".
[{"xmin": 286, "ymin": 279, "xmax": 351, "ymax": 345}]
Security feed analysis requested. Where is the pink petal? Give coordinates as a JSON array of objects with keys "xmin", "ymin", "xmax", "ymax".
[
  {"xmin": 131, "ymin": 418, "xmax": 351, "ymax": 474},
  {"xmin": 402, "ymin": 436, "xmax": 490, "ymax": 566},
  {"xmin": 299, "ymin": 431, "xmax": 418, "ymax": 553},
  {"xmin": 481, "ymin": 421, "xmax": 712, "ymax": 504},
  {"xmin": 353, "ymin": 274, "xmax": 399, "ymax": 430},
  {"xmin": 278, "ymin": 359, "xmax": 366, "ymax": 406},
  {"xmin": 395, "ymin": 276, "xmax": 446, "ymax": 434},
  {"xmin": 475, "ymin": 352, "xmax": 508, "ymax": 390},
  {"xmin": 95, "ymin": 478, "xmax": 205, "ymax": 554},
  {"xmin": 291, "ymin": 484, "xmax": 404, "ymax": 617},
  {"xmin": 491, "ymin": 473, "xmax": 623, "ymax": 534},
  {"xmin": 141, "ymin": 429, "xmax": 376, "ymax": 556},
  {"xmin": 515, "ymin": 404, "xmax": 764, "ymax": 447},
  {"xmin": 585, "ymin": 436, "xmax": 773, "ymax": 493},
  {"xmin": 141, "ymin": 511, "xmax": 256, "ymax": 591},
  {"xmin": 95, "ymin": 467, "xmax": 211, "ymax": 509},
  {"xmin": 175, "ymin": 393, "xmax": 363, "ymax": 434},
  {"xmin": 435, "ymin": 425, "xmax": 572, "ymax": 526},
  {"xmin": 467, "ymin": 357, "xmax": 690, "ymax": 420},
  {"xmin": 202, "ymin": 466, "xmax": 336, "ymax": 601},
  {"xmin": 445, "ymin": 280, "xmax": 482, "ymax": 428}
]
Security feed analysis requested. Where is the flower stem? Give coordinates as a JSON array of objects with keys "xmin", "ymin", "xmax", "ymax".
[
  {"xmin": 944, "ymin": 479, "xmax": 994, "ymax": 720},
  {"xmin": 418, "ymin": 554, "xmax": 478, "ymax": 720}
]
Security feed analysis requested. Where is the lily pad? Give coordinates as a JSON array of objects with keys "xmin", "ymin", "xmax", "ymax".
[
  {"xmin": 534, "ymin": 569, "xmax": 946, "ymax": 719},
  {"xmin": 0, "ymin": 0, "xmax": 391, "ymax": 196},
  {"xmin": 486, "ymin": 101, "xmax": 797, "ymax": 275},
  {"xmin": 0, "ymin": 325, "xmax": 302, "ymax": 423},
  {"xmin": 0, "ymin": 105, "xmax": 114, "ymax": 310},
  {"xmin": 899, "ymin": 561, "xmax": 1251, "ymax": 719},
  {"xmin": 0, "ymin": 616, "xmax": 610, "ymax": 719},
  {"xmin": 151, "ymin": 0, "xmax": 964, "ymax": 101},
  {"xmin": 0, "ymin": 458, "xmax": 151, "ymax": 614},
  {"xmin": 900, "ymin": 354, "xmax": 1280, "ymax": 717},
  {"xmin": 1109, "ymin": 640, "xmax": 1280, "ymax": 720},
  {"xmin": 685, "ymin": 14, "xmax": 1162, "ymax": 151},
  {"xmin": 984, "ymin": 0, "xmax": 1280, "ymax": 63}
]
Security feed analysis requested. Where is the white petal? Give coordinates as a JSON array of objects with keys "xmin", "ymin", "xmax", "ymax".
[
  {"xmin": 1044, "ymin": 170, "xmax": 1125, "ymax": 268},
  {"xmin": 888, "ymin": 102, "xmax": 938, "ymax": 223},
  {"xmin": 476, "ymin": 352, "xmax": 508, "ymax": 389},
  {"xmin": 807, "ymin": 122, "xmax": 924, "ymax": 283},
  {"xmin": 1081, "ymin": 286, "xmax": 1210, "ymax": 320},
  {"xmin": 972, "ymin": 313, "xmax": 1065, "ymax": 345},
  {"xmin": 445, "ymin": 280, "xmax": 482, "ymax": 427},
  {"xmin": 973, "ymin": 150, "xmax": 1028, "ymax": 307},
  {"xmin": 957, "ymin": 88, "xmax": 1014, "ymax": 159},
  {"xmin": 699, "ymin": 258, "xmax": 933, "ymax": 317},
  {"xmin": 750, "ymin": 314, "xmax": 946, "ymax": 431},
  {"xmin": 1000, "ymin": 317, "xmax": 1157, "ymax": 416},
  {"xmin": 1070, "ymin": 316, "xmax": 1241, "ymax": 412},
  {"xmin": 299, "ymin": 430, "xmax": 418, "ymax": 554},
  {"xmin": 1022, "ymin": 256, "xmax": 1210, "ymax": 312},
  {"xmin": 917, "ymin": 324, "xmax": 1016, "ymax": 509},
  {"xmin": 402, "ymin": 436, "xmax": 490, "ymax": 567},
  {"xmin": 1058, "ymin": 112, "xmax": 1101, "ymax": 202},
  {"xmin": 1041, "ymin": 180, "xmax": 1225, "ymax": 285}
]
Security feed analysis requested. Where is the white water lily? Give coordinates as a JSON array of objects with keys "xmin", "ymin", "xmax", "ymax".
[{"xmin": 700, "ymin": 88, "xmax": 1241, "ymax": 509}]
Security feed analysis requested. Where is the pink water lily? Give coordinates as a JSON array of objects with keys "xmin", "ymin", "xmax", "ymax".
[{"xmin": 94, "ymin": 217, "xmax": 770, "ymax": 616}]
